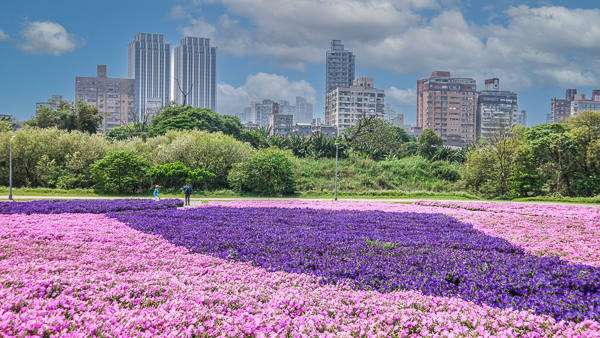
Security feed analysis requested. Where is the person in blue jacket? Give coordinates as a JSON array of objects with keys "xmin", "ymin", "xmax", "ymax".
[
  {"xmin": 181, "ymin": 183, "xmax": 194, "ymax": 206},
  {"xmin": 153, "ymin": 185, "xmax": 160, "ymax": 201}
]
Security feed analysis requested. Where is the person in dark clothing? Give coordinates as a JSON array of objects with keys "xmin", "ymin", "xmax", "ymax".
[{"xmin": 181, "ymin": 183, "xmax": 194, "ymax": 206}]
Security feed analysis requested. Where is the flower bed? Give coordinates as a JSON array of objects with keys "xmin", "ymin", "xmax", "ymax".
[
  {"xmin": 0, "ymin": 198, "xmax": 183, "ymax": 214},
  {"xmin": 1, "ymin": 213, "xmax": 598, "ymax": 337},
  {"xmin": 198, "ymin": 200, "xmax": 600, "ymax": 268},
  {"xmin": 414, "ymin": 200, "xmax": 600, "ymax": 221},
  {"xmin": 111, "ymin": 205, "xmax": 600, "ymax": 323}
]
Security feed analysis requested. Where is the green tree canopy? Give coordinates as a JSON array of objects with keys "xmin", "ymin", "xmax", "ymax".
[
  {"xmin": 149, "ymin": 106, "xmax": 245, "ymax": 139},
  {"xmin": 90, "ymin": 151, "xmax": 151, "ymax": 192},
  {"xmin": 343, "ymin": 117, "xmax": 406, "ymax": 160},
  {"xmin": 417, "ymin": 128, "xmax": 443, "ymax": 159},
  {"xmin": 149, "ymin": 162, "xmax": 215, "ymax": 190},
  {"xmin": 25, "ymin": 100, "xmax": 104, "ymax": 134},
  {"xmin": 228, "ymin": 148, "xmax": 297, "ymax": 195}
]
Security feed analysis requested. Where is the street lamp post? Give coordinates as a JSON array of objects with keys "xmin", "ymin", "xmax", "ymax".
[
  {"xmin": 9, "ymin": 135, "xmax": 15, "ymax": 201},
  {"xmin": 334, "ymin": 143, "xmax": 339, "ymax": 201}
]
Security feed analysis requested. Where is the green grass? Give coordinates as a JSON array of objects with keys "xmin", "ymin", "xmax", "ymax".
[
  {"xmin": 293, "ymin": 156, "xmax": 462, "ymax": 193},
  {"xmin": 0, "ymin": 186, "xmax": 480, "ymax": 201}
]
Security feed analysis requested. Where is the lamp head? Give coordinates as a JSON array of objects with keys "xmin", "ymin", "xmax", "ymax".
[
  {"xmin": 334, "ymin": 143, "xmax": 339, "ymax": 146},
  {"xmin": 11, "ymin": 135, "xmax": 15, "ymax": 139}
]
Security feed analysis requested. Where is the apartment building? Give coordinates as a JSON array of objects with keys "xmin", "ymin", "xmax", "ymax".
[
  {"xmin": 476, "ymin": 78, "xmax": 522, "ymax": 140},
  {"xmin": 324, "ymin": 77, "xmax": 385, "ymax": 134},
  {"xmin": 417, "ymin": 71, "xmax": 476, "ymax": 147},
  {"xmin": 326, "ymin": 40, "xmax": 355, "ymax": 94},
  {"xmin": 75, "ymin": 65, "xmax": 135, "ymax": 133},
  {"xmin": 550, "ymin": 89, "xmax": 577, "ymax": 123}
]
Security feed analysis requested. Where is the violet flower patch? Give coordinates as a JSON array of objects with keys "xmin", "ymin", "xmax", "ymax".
[
  {"xmin": 111, "ymin": 206, "xmax": 600, "ymax": 323},
  {"xmin": 0, "ymin": 198, "xmax": 183, "ymax": 214}
]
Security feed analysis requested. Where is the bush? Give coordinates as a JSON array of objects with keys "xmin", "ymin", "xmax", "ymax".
[
  {"xmin": 228, "ymin": 148, "xmax": 297, "ymax": 195},
  {"xmin": 90, "ymin": 151, "xmax": 151, "ymax": 192},
  {"xmin": 149, "ymin": 162, "xmax": 215, "ymax": 190},
  {"xmin": 0, "ymin": 127, "xmax": 109, "ymax": 188},
  {"xmin": 153, "ymin": 130, "xmax": 255, "ymax": 190}
]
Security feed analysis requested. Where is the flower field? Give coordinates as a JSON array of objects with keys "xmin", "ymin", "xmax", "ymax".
[
  {"xmin": 0, "ymin": 198, "xmax": 183, "ymax": 214},
  {"xmin": 1, "ymin": 199, "xmax": 599, "ymax": 337}
]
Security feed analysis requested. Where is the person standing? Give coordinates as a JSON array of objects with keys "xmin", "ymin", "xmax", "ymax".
[
  {"xmin": 181, "ymin": 183, "xmax": 194, "ymax": 206},
  {"xmin": 153, "ymin": 185, "xmax": 160, "ymax": 201}
]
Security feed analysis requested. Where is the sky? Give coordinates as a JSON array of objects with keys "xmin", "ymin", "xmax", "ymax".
[{"xmin": 1, "ymin": 0, "xmax": 600, "ymax": 126}]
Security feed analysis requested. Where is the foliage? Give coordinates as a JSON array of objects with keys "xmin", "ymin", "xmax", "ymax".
[
  {"xmin": 0, "ymin": 127, "xmax": 109, "ymax": 188},
  {"xmin": 90, "ymin": 151, "xmax": 151, "ymax": 192},
  {"xmin": 460, "ymin": 125, "xmax": 527, "ymax": 198},
  {"xmin": 294, "ymin": 155, "xmax": 460, "ymax": 193},
  {"xmin": 25, "ymin": 100, "xmax": 104, "ymax": 134},
  {"xmin": 343, "ymin": 117, "xmax": 405, "ymax": 160},
  {"xmin": 149, "ymin": 162, "xmax": 215, "ymax": 190},
  {"xmin": 417, "ymin": 128, "xmax": 443, "ymax": 159},
  {"xmin": 0, "ymin": 120, "xmax": 15, "ymax": 133},
  {"xmin": 152, "ymin": 130, "xmax": 255, "ymax": 190},
  {"xmin": 228, "ymin": 148, "xmax": 297, "ymax": 195},
  {"xmin": 149, "ymin": 106, "xmax": 245, "ymax": 139}
]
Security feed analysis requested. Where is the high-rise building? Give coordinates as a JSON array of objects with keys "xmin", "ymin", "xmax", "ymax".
[
  {"xmin": 384, "ymin": 103, "xmax": 397, "ymax": 123},
  {"xmin": 516, "ymin": 110, "xmax": 527, "ymax": 126},
  {"xmin": 174, "ymin": 37, "xmax": 217, "ymax": 111},
  {"xmin": 550, "ymin": 89, "xmax": 577, "ymax": 123},
  {"xmin": 417, "ymin": 71, "xmax": 476, "ymax": 147},
  {"xmin": 75, "ymin": 65, "xmax": 135, "ymax": 133},
  {"xmin": 324, "ymin": 77, "xmax": 385, "ymax": 134},
  {"xmin": 249, "ymin": 99, "xmax": 275, "ymax": 127},
  {"xmin": 295, "ymin": 96, "xmax": 313, "ymax": 124},
  {"xmin": 476, "ymin": 78, "xmax": 522, "ymax": 140},
  {"xmin": 128, "ymin": 33, "xmax": 171, "ymax": 120},
  {"xmin": 278, "ymin": 100, "xmax": 295, "ymax": 115},
  {"xmin": 570, "ymin": 92, "xmax": 600, "ymax": 117},
  {"xmin": 326, "ymin": 40, "xmax": 355, "ymax": 94}
]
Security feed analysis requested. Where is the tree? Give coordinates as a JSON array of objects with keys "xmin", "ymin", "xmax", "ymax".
[
  {"xmin": 343, "ymin": 117, "xmax": 404, "ymax": 160},
  {"xmin": 153, "ymin": 130, "xmax": 255, "ymax": 190},
  {"xmin": 392, "ymin": 126, "xmax": 416, "ymax": 143},
  {"xmin": 149, "ymin": 106, "xmax": 245, "ymax": 139},
  {"xmin": 90, "ymin": 151, "xmax": 151, "ymax": 192},
  {"xmin": 25, "ymin": 100, "xmax": 104, "ymax": 134},
  {"xmin": 417, "ymin": 128, "xmax": 443, "ymax": 159},
  {"xmin": 524, "ymin": 123, "xmax": 578, "ymax": 195},
  {"xmin": 174, "ymin": 77, "xmax": 194, "ymax": 107},
  {"xmin": 460, "ymin": 125, "xmax": 527, "ymax": 198},
  {"xmin": 228, "ymin": 148, "xmax": 297, "ymax": 195},
  {"xmin": 149, "ymin": 162, "xmax": 215, "ymax": 190}
]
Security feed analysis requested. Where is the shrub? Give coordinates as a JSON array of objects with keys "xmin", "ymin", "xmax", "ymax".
[
  {"xmin": 153, "ymin": 130, "xmax": 255, "ymax": 190},
  {"xmin": 149, "ymin": 162, "xmax": 215, "ymax": 190},
  {"xmin": 228, "ymin": 148, "xmax": 297, "ymax": 195},
  {"xmin": 90, "ymin": 151, "xmax": 151, "ymax": 192}
]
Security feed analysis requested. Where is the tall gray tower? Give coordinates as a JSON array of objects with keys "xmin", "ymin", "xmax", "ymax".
[
  {"xmin": 174, "ymin": 37, "xmax": 217, "ymax": 111},
  {"xmin": 325, "ymin": 40, "xmax": 355, "ymax": 93},
  {"xmin": 128, "ymin": 33, "xmax": 171, "ymax": 120}
]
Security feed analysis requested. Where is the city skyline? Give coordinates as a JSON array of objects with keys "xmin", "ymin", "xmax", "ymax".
[{"xmin": 2, "ymin": 0, "xmax": 600, "ymax": 127}]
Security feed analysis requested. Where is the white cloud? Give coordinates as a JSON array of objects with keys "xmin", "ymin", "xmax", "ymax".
[
  {"xmin": 175, "ymin": 1, "xmax": 600, "ymax": 89},
  {"xmin": 504, "ymin": 5, "xmax": 534, "ymax": 17},
  {"xmin": 16, "ymin": 21, "xmax": 85, "ymax": 56},
  {"xmin": 386, "ymin": 87, "xmax": 416, "ymax": 110},
  {"xmin": 0, "ymin": 29, "xmax": 9, "ymax": 41},
  {"xmin": 217, "ymin": 73, "xmax": 317, "ymax": 115}
]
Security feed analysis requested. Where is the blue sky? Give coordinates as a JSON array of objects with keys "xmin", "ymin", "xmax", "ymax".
[{"xmin": 1, "ymin": 0, "xmax": 600, "ymax": 126}]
